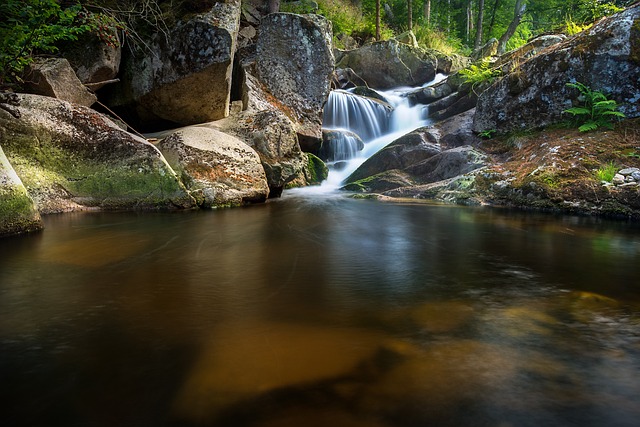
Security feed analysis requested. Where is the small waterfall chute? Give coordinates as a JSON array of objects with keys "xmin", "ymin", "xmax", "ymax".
[{"xmin": 322, "ymin": 90, "xmax": 391, "ymax": 142}]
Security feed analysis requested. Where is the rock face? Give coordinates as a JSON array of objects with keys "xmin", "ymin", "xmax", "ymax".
[
  {"xmin": 156, "ymin": 126, "xmax": 269, "ymax": 208},
  {"xmin": 64, "ymin": 30, "xmax": 122, "ymax": 90},
  {"xmin": 256, "ymin": 13, "xmax": 335, "ymax": 143},
  {"xmin": 0, "ymin": 144, "xmax": 43, "ymax": 236},
  {"xmin": 474, "ymin": 5, "xmax": 640, "ymax": 134},
  {"xmin": 24, "ymin": 58, "xmax": 97, "ymax": 107},
  {"xmin": 112, "ymin": 0, "xmax": 241, "ymax": 127},
  {"xmin": 211, "ymin": 109, "xmax": 307, "ymax": 196},
  {"xmin": 0, "ymin": 94, "xmax": 195, "ymax": 213},
  {"xmin": 336, "ymin": 40, "xmax": 438, "ymax": 89}
]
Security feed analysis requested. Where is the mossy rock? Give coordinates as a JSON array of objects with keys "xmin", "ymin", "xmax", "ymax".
[{"xmin": 0, "ymin": 95, "xmax": 195, "ymax": 214}]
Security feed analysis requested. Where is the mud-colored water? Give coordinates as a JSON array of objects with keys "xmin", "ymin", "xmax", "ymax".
[{"xmin": 1, "ymin": 194, "xmax": 639, "ymax": 427}]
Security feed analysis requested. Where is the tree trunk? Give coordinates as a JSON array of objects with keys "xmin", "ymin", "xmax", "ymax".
[
  {"xmin": 466, "ymin": 0, "xmax": 473, "ymax": 43},
  {"xmin": 497, "ymin": 0, "xmax": 525, "ymax": 54},
  {"xmin": 474, "ymin": 0, "xmax": 484, "ymax": 49},
  {"xmin": 424, "ymin": 0, "xmax": 431, "ymax": 25},
  {"xmin": 487, "ymin": 0, "xmax": 501, "ymax": 36},
  {"xmin": 376, "ymin": 0, "xmax": 381, "ymax": 40},
  {"xmin": 408, "ymin": 0, "xmax": 413, "ymax": 30},
  {"xmin": 268, "ymin": 0, "xmax": 280, "ymax": 13}
]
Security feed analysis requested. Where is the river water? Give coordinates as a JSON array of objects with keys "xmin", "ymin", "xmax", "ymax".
[{"xmin": 1, "ymin": 194, "xmax": 640, "ymax": 427}]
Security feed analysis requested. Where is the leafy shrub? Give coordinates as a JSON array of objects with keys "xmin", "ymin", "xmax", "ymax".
[
  {"xmin": 459, "ymin": 60, "xmax": 502, "ymax": 93},
  {"xmin": 0, "ymin": 0, "xmax": 90, "ymax": 86},
  {"xmin": 563, "ymin": 82, "xmax": 626, "ymax": 132},
  {"xmin": 595, "ymin": 162, "xmax": 618, "ymax": 182}
]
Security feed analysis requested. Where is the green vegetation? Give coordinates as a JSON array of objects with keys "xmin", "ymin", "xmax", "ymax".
[
  {"xmin": 563, "ymin": 82, "xmax": 626, "ymax": 132},
  {"xmin": 0, "ymin": 0, "xmax": 125, "ymax": 89},
  {"xmin": 595, "ymin": 161, "xmax": 618, "ymax": 182}
]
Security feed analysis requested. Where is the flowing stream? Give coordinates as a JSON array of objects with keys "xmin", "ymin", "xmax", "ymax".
[{"xmin": 1, "ymin": 79, "xmax": 640, "ymax": 427}]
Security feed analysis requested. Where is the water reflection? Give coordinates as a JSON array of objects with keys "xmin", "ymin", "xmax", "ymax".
[{"xmin": 1, "ymin": 197, "xmax": 639, "ymax": 426}]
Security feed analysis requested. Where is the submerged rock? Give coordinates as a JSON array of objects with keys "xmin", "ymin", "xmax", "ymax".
[
  {"xmin": 474, "ymin": 5, "xmax": 640, "ymax": 134},
  {"xmin": 156, "ymin": 126, "xmax": 269, "ymax": 208},
  {"xmin": 0, "ymin": 144, "xmax": 43, "ymax": 236},
  {"xmin": 0, "ymin": 94, "xmax": 194, "ymax": 213}
]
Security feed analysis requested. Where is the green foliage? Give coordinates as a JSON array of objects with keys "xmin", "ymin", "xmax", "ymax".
[
  {"xmin": 563, "ymin": 82, "xmax": 626, "ymax": 132},
  {"xmin": 563, "ymin": 16, "xmax": 593, "ymax": 35},
  {"xmin": 595, "ymin": 162, "xmax": 618, "ymax": 182},
  {"xmin": 0, "ymin": 0, "xmax": 91, "ymax": 86},
  {"xmin": 459, "ymin": 60, "xmax": 502, "ymax": 87},
  {"xmin": 412, "ymin": 23, "xmax": 465, "ymax": 55},
  {"xmin": 478, "ymin": 129, "xmax": 497, "ymax": 139}
]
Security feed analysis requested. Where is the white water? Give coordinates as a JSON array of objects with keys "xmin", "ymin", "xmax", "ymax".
[{"xmin": 298, "ymin": 74, "xmax": 447, "ymax": 194}]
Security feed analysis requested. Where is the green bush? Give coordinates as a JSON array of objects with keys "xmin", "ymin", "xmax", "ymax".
[
  {"xmin": 595, "ymin": 162, "xmax": 618, "ymax": 182},
  {"xmin": 563, "ymin": 82, "xmax": 626, "ymax": 132},
  {"xmin": 0, "ymin": 0, "xmax": 91, "ymax": 86}
]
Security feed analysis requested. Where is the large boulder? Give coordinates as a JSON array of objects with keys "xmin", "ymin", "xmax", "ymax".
[
  {"xmin": 256, "ymin": 13, "xmax": 335, "ymax": 145},
  {"xmin": 346, "ymin": 128, "xmax": 441, "ymax": 183},
  {"xmin": 474, "ymin": 5, "xmax": 640, "ymax": 134},
  {"xmin": 210, "ymin": 108, "xmax": 307, "ymax": 197},
  {"xmin": 0, "ymin": 144, "xmax": 43, "ymax": 236},
  {"xmin": 23, "ymin": 58, "xmax": 97, "ymax": 107},
  {"xmin": 336, "ymin": 40, "xmax": 438, "ymax": 89},
  {"xmin": 63, "ymin": 28, "xmax": 122, "ymax": 91},
  {"xmin": 109, "ymin": 0, "xmax": 241, "ymax": 127},
  {"xmin": 0, "ymin": 94, "xmax": 195, "ymax": 213},
  {"xmin": 156, "ymin": 126, "xmax": 269, "ymax": 208}
]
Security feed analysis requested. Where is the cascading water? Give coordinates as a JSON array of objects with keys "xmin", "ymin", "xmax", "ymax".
[{"xmin": 309, "ymin": 74, "xmax": 447, "ymax": 192}]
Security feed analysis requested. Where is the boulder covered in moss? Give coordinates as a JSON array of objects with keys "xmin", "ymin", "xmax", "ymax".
[
  {"xmin": 337, "ymin": 40, "xmax": 438, "ymax": 89},
  {"xmin": 474, "ymin": 4, "xmax": 640, "ymax": 134},
  {"xmin": 0, "ymin": 145, "xmax": 43, "ymax": 237},
  {"xmin": 156, "ymin": 126, "xmax": 269, "ymax": 208},
  {"xmin": 0, "ymin": 94, "xmax": 195, "ymax": 213},
  {"xmin": 108, "ymin": 0, "xmax": 241, "ymax": 127}
]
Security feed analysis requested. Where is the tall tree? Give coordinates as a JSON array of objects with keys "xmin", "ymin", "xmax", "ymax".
[
  {"xmin": 497, "ymin": 0, "xmax": 526, "ymax": 54},
  {"xmin": 376, "ymin": 0, "xmax": 381, "ymax": 40},
  {"xmin": 408, "ymin": 0, "xmax": 413, "ymax": 30},
  {"xmin": 424, "ymin": 0, "xmax": 431, "ymax": 25},
  {"xmin": 486, "ymin": 0, "xmax": 501, "ymax": 37},
  {"xmin": 474, "ymin": 0, "xmax": 485, "ymax": 49},
  {"xmin": 466, "ymin": 0, "xmax": 473, "ymax": 43}
]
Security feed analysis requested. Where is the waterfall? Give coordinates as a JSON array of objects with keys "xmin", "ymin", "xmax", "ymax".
[{"xmin": 295, "ymin": 74, "xmax": 447, "ymax": 194}]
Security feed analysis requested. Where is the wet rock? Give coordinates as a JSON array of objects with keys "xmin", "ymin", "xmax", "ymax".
[
  {"xmin": 474, "ymin": 5, "xmax": 640, "ymax": 134},
  {"xmin": 156, "ymin": 126, "xmax": 269, "ymax": 208},
  {"xmin": 0, "ymin": 144, "xmax": 43, "ymax": 237},
  {"xmin": 342, "ymin": 169, "xmax": 415, "ymax": 193},
  {"xmin": 256, "ymin": 13, "xmax": 335, "ymax": 144},
  {"xmin": 619, "ymin": 167, "xmax": 640, "ymax": 176},
  {"xmin": 336, "ymin": 40, "xmax": 438, "ymax": 89},
  {"xmin": 406, "ymin": 81, "xmax": 453, "ymax": 105},
  {"xmin": 320, "ymin": 129, "xmax": 365, "ymax": 162},
  {"xmin": 612, "ymin": 173, "xmax": 626, "ymax": 185},
  {"xmin": 346, "ymin": 128, "xmax": 441, "ymax": 184},
  {"xmin": 332, "ymin": 68, "xmax": 368, "ymax": 89},
  {"xmin": 109, "ymin": 1, "xmax": 241, "ymax": 126},
  {"xmin": 404, "ymin": 146, "xmax": 488, "ymax": 184},
  {"xmin": 23, "ymin": 58, "xmax": 97, "ymax": 107},
  {"xmin": 0, "ymin": 94, "xmax": 194, "ymax": 213}
]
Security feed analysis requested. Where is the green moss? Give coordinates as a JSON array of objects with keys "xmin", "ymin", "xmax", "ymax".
[
  {"xmin": 630, "ymin": 18, "xmax": 640, "ymax": 65},
  {"xmin": 304, "ymin": 153, "xmax": 329, "ymax": 185},
  {"xmin": 0, "ymin": 186, "xmax": 42, "ymax": 236}
]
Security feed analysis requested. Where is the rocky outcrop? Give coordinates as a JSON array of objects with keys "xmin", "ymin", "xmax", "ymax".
[
  {"xmin": 156, "ymin": 127, "xmax": 269, "ymax": 208},
  {"xmin": 110, "ymin": 0, "xmax": 241, "ymax": 127},
  {"xmin": 256, "ymin": 13, "xmax": 335, "ymax": 144},
  {"xmin": 23, "ymin": 58, "xmax": 97, "ymax": 107},
  {"xmin": 63, "ymin": 29, "xmax": 122, "ymax": 91},
  {"xmin": 336, "ymin": 40, "xmax": 438, "ymax": 89},
  {"xmin": 474, "ymin": 5, "xmax": 640, "ymax": 134},
  {"xmin": 346, "ymin": 128, "xmax": 441, "ymax": 183},
  {"xmin": 0, "ymin": 144, "xmax": 43, "ymax": 236},
  {"xmin": 0, "ymin": 94, "xmax": 195, "ymax": 213},
  {"xmin": 210, "ymin": 108, "xmax": 307, "ymax": 197}
]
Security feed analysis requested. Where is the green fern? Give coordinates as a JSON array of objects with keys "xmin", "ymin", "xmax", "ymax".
[{"xmin": 563, "ymin": 82, "xmax": 626, "ymax": 132}]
